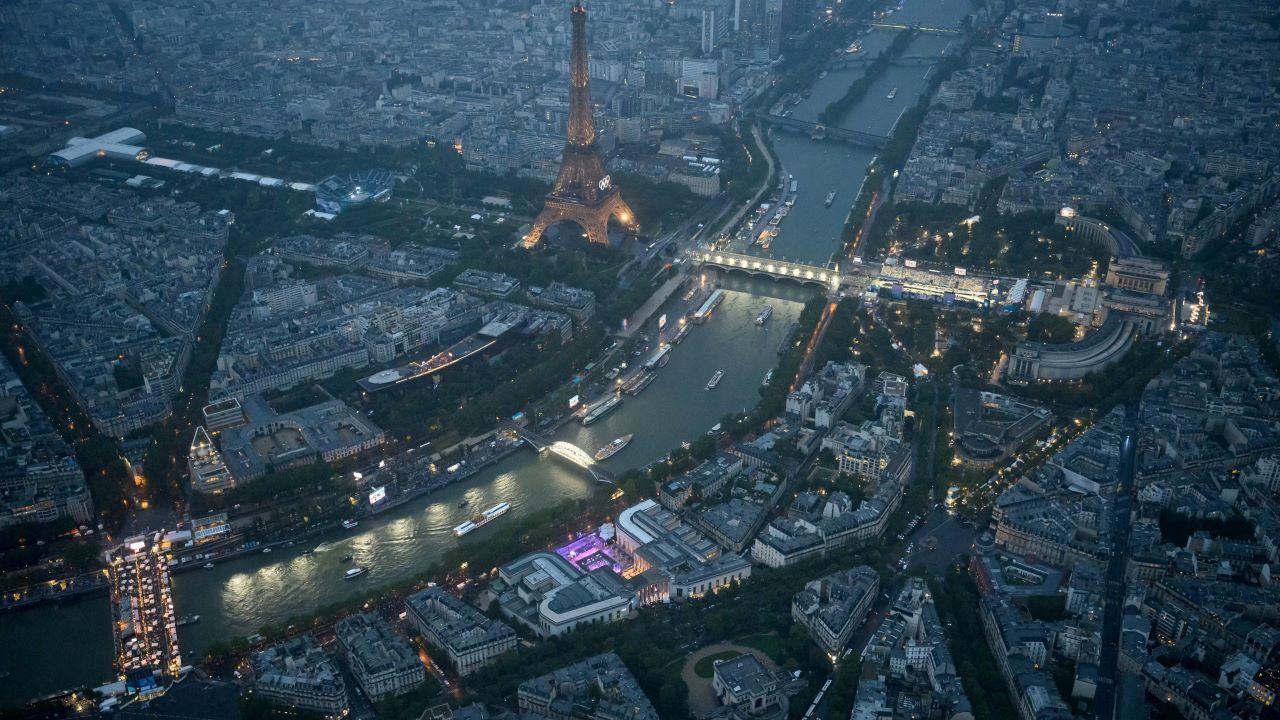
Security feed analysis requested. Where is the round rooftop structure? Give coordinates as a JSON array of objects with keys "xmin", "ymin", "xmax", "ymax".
[{"xmin": 367, "ymin": 369, "xmax": 404, "ymax": 385}]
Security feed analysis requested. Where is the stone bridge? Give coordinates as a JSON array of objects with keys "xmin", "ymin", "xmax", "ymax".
[
  {"xmin": 691, "ymin": 250, "xmax": 844, "ymax": 292},
  {"xmin": 757, "ymin": 114, "xmax": 889, "ymax": 149}
]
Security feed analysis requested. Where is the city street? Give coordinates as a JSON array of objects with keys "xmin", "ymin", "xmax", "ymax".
[{"xmin": 1094, "ymin": 412, "xmax": 1138, "ymax": 720}]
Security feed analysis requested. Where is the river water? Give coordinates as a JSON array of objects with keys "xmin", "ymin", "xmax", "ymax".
[
  {"xmin": 763, "ymin": 17, "xmax": 965, "ymax": 264},
  {"xmin": 0, "ymin": 280, "xmax": 810, "ymax": 706},
  {"xmin": 0, "ymin": 0, "xmax": 971, "ymax": 706}
]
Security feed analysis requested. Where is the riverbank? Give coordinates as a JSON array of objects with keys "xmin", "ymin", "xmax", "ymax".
[
  {"xmin": 2, "ymin": 283, "xmax": 807, "ymax": 708},
  {"xmin": 0, "ymin": 0, "xmax": 981, "ymax": 704},
  {"xmin": 839, "ymin": 38, "xmax": 970, "ymax": 257},
  {"xmin": 818, "ymin": 30, "xmax": 917, "ymax": 126}
]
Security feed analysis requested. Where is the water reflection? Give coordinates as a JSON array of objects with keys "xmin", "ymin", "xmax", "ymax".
[{"xmin": 162, "ymin": 284, "xmax": 801, "ymax": 656}]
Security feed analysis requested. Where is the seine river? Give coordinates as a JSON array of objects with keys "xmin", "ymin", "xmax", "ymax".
[{"xmin": 0, "ymin": 0, "xmax": 969, "ymax": 706}]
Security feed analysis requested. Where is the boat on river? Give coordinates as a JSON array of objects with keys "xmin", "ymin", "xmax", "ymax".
[
  {"xmin": 756, "ymin": 306, "xmax": 774, "ymax": 325},
  {"xmin": 594, "ymin": 434, "xmax": 634, "ymax": 461},
  {"xmin": 624, "ymin": 371, "xmax": 656, "ymax": 396},
  {"xmin": 345, "ymin": 567, "xmax": 367, "ymax": 580},
  {"xmin": 887, "ymin": 87, "xmax": 898, "ymax": 100},
  {"xmin": 581, "ymin": 394, "xmax": 622, "ymax": 425},
  {"xmin": 825, "ymin": 190, "xmax": 837, "ymax": 207},
  {"xmin": 454, "ymin": 503, "xmax": 511, "ymax": 537},
  {"xmin": 706, "ymin": 370, "xmax": 724, "ymax": 390},
  {"xmin": 177, "ymin": 614, "xmax": 200, "ymax": 627},
  {"xmin": 643, "ymin": 344, "xmax": 671, "ymax": 370},
  {"xmin": 341, "ymin": 519, "xmax": 358, "ymax": 530}
]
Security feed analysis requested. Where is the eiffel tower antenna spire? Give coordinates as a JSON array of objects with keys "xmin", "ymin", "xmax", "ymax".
[{"xmin": 523, "ymin": 1, "xmax": 635, "ymax": 248}]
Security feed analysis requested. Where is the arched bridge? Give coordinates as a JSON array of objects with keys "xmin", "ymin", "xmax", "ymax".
[
  {"xmin": 514, "ymin": 428, "xmax": 615, "ymax": 484},
  {"xmin": 757, "ymin": 114, "xmax": 889, "ymax": 149},
  {"xmin": 692, "ymin": 250, "xmax": 843, "ymax": 292}
]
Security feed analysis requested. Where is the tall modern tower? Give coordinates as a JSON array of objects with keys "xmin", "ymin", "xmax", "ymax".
[{"xmin": 523, "ymin": 1, "xmax": 635, "ymax": 249}]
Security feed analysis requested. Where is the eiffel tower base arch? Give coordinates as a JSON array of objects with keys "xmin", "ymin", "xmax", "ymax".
[{"xmin": 523, "ymin": 192, "xmax": 635, "ymax": 249}]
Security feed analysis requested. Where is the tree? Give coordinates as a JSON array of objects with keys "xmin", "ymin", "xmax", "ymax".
[
  {"xmin": 656, "ymin": 673, "xmax": 690, "ymax": 719},
  {"xmin": 1026, "ymin": 313, "xmax": 1075, "ymax": 344}
]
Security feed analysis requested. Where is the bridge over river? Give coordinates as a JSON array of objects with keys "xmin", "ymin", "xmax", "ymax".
[
  {"xmin": 511, "ymin": 427, "xmax": 616, "ymax": 484},
  {"xmin": 690, "ymin": 250, "xmax": 883, "ymax": 299},
  {"xmin": 832, "ymin": 54, "xmax": 943, "ymax": 68},
  {"xmin": 869, "ymin": 21, "xmax": 961, "ymax": 34},
  {"xmin": 756, "ymin": 113, "xmax": 889, "ymax": 149}
]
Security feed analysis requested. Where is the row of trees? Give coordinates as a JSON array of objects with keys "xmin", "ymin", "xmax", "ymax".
[
  {"xmin": 817, "ymin": 31, "xmax": 917, "ymax": 126},
  {"xmin": 138, "ymin": 177, "xmax": 298, "ymax": 506},
  {"xmin": 929, "ymin": 566, "xmax": 1020, "ymax": 719},
  {"xmin": 188, "ymin": 464, "xmax": 340, "ymax": 514},
  {"xmin": 365, "ymin": 325, "xmax": 606, "ymax": 446},
  {"xmin": 0, "ymin": 305, "xmax": 133, "ymax": 535},
  {"xmin": 844, "ymin": 51, "xmax": 968, "ymax": 256}
]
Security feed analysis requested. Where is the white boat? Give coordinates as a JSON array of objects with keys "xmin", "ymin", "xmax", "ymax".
[
  {"xmin": 887, "ymin": 87, "xmax": 898, "ymax": 100},
  {"xmin": 755, "ymin": 306, "xmax": 773, "ymax": 325},
  {"xmin": 594, "ymin": 434, "xmax": 634, "ymax": 461},
  {"xmin": 692, "ymin": 289, "xmax": 726, "ymax": 323},
  {"xmin": 825, "ymin": 190, "xmax": 837, "ymax": 207},
  {"xmin": 624, "ymin": 372, "xmax": 656, "ymax": 396},
  {"xmin": 643, "ymin": 345, "xmax": 671, "ymax": 370},
  {"xmin": 202, "ymin": 562, "xmax": 214, "ymax": 570},
  {"xmin": 762, "ymin": 369, "xmax": 774, "ymax": 386},
  {"xmin": 344, "ymin": 567, "xmax": 367, "ymax": 580},
  {"xmin": 706, "ymin": 370, "xmax": 724, "ymax": 390},
  {"xmin": 341, "ymin": 519, "xmax": 358, "ymax": 529},
  {"xmin": 581, "ymin": 393, "xmax": 622, "ymax": 425},
  {"xmin": 454, "ymin": 503, "xmax": 511, "ymax": 536},
  {"xmin": 177, "ymin": 614, "xmax": 200, "ymax": 627},
  {"xmin": 262, "ymin": 547, "xmax": 272, "ymax": 554}
]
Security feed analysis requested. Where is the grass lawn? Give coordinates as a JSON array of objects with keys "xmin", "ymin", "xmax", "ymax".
[
  {"xmin": 735, "ymin": 632, "xmax": 782, "ymax": 660},
  {"xmin": 694, "ymin": 651, "xmax": 742, "ymax": 678},
  {"xmin": 1213, "ymin": 304, "xmax": 1267, "ymax": 335}
]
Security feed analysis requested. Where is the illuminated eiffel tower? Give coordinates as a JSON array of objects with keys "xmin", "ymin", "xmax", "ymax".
[{"xmin": 523, "ymin": 1, "xmax": 635, "ymax": 248}]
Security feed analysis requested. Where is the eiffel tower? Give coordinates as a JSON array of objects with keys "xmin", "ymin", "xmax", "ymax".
[{"xmin": 523, "ymin": 1, "xmax": 635, "ymax": 249}]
